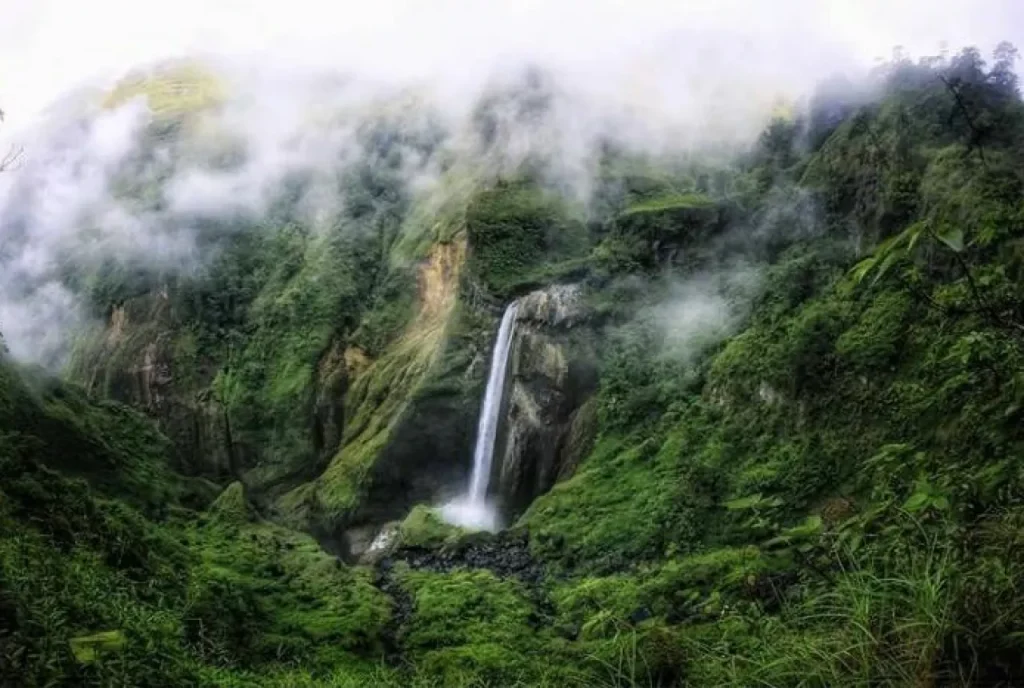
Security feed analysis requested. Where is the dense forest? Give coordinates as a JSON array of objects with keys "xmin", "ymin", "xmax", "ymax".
[{"xmin": 2, "ymin": 41, "xmax": 1024, "ymax": 687}]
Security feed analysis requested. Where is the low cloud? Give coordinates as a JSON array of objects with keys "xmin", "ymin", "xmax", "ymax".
[{"xmin": 0, "ymin": 1, "xmax": 1020, "ymax": 366}]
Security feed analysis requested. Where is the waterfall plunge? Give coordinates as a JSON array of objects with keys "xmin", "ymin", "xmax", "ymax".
[{"xmin": 441, "ymin": 301, "xmax": 519, "ymax": 531}]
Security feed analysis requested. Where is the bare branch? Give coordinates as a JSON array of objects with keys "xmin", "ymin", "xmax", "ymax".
[
  {"xmin": 0, "ymin": 145, "xmax": 24, "ymax": 172},
  {"xmin": 938, "ymin": 75, "xmax": 988, "ymax": 166}
]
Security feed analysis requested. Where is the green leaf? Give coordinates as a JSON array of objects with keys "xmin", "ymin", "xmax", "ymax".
[
  {"xmin": 871, "ymin": 251, "xmax": 903, "ymax": 285},
  {"xmin": 936, "ymin": 227, "xmax": 965, "ymax": 253},
  {"xmin": 850, "ymin": 257, "xmax": 879, "ymax": 285},
  {"xmin": 906, "ymin": 222, "xmax": 927, "ymax": 251},
  {"xmin": 785, "ymin": 515, "xmax": 823, "ymax": 539},
  {"xmin": 903, "ymin": 492, "xmax": 930, "ymax": 513},
  {"xmin": 725, "ymin": 493, "xmax": 764, "ymax": 510},
  {"xmin": 763, "ymin": 535, "xmax": 791, "ymax": 549},
  {"xmin": 70, "ymin": 630, "xmax": 125, "ymax": 664}
]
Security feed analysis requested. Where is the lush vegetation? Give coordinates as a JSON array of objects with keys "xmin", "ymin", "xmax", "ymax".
[
  {"xmin": 522, "ymin": 43, "xmax": 1024, "ymax": 686},
  {"xmin": 465, "ymin": 179, "xmax": 591, "ymax": 296},
  {"xmin": 3, "ymin": 43, "xmax": 1024, "ymax": 686}
]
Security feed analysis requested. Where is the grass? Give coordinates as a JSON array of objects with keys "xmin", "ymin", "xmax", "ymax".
[
  {"xmin": 621, "ymin": 192, "xmax": 716, "ymax": 215},
  {"xmin": 103, "ymin": 61, "xmax": 225, "ymax": 114},
  {"xmin": 677, "ymin": 532, "xmax": 961, "ymax": 687}
]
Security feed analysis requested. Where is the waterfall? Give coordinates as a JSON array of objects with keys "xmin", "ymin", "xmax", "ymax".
[
  {"xmin": 467, "ymin": 301, "xmax": 519, "ymax": 503},
  {"xmin": 441, "ymin": 301, "xmax": 518, "ymax": 531}
]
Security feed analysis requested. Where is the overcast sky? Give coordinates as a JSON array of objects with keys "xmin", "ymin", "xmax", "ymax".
[{"xmin": 1, "ymin": 0, "xmax": 1023, "ymax": 137}]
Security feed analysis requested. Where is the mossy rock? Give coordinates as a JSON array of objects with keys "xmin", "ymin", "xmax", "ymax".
[
  {"xmin": 395, "ymin": 567, "xmax": 571, "ymax": 685},
  {"xmin": 611, "ymin": 191, "xmax": 721, "ymax": 266},
  {"xmin": 397, "ymin": 505, "xmax": 465, "ymax": 549},
  {"xmin": 620, "ymin": 192, "xmax": 716, "ymax": 215},
  {"xmin": 209, "ymin": 481, "xmax": 255, "ymax": 524}
]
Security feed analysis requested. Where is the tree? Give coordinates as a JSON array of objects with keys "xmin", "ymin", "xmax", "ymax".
[
  {"xmin": 990, "ymin": 41, "xmax": 1020, "ymax": 97},
  {"xmin": 0, "ymin": 106, "xmax": 20, "ymax": 352},
  {"xmin": 937, "ymin": 43, "xmax": 1023, "ymax": 161},
  {"xmin": 0, "ymin": 108, "xmax": 22, "ymax": 172}
]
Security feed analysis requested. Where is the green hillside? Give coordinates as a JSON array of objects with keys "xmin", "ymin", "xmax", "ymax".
[{"xmin": 3, "ymin": 44, "xmax": 1024, "ymax": 686}]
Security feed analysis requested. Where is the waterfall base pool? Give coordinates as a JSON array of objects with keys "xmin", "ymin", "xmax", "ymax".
[{"xmin": 440, "ymin": 497, "xmax": 501, "ymax": 532}]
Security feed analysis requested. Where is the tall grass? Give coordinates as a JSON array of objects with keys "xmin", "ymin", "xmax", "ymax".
[{"xmin": 681, "ymin": 522, "xmax": 965, "ymax": 688}]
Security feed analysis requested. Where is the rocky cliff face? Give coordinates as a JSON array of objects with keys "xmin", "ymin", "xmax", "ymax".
[
  {"xmin": 68, "ymin": 254, "xmax": 600, "ymax": 550},
  {"xmin": 493, "ymin": 284, "xmax": 598, "ymax": 519},
  {"xmin": 71, "ymin": 293, "xmax": 238, "ymax": 479},
  {"xmin": 69, "ymin": 239, "xmax": 475, "ymax": 529},
  {"xmin": 285, "ymin": 239, "xmax": 481, "ymax": 542}
]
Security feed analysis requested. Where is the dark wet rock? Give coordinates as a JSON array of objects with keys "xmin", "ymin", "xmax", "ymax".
[
  {"xmin": 382, "ymin": 529, "xmax": 545, "ymax": 584},
  {"xmin": 746, "ymin": 570, "xmax": 800, "ymax": 612},
  {"xmin": 371, "ymin": 527, "xmax": 555, "ymax": 664},
  {"xmin": 492, "ymin": 284, "xmax": 598, "ymax": 519},
  {"xmin": 629, "ymin": 606, "xmax": 652, "ymax": 624}
]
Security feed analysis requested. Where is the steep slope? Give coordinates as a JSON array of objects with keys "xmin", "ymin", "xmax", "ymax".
[
  {"xmin": 278, "ymin": 238, "xmax": 471, "ymax": 542},
  {"xmin": 0, "ymin": 357, "xmax": 395, "ymax": 686},
  {"xmin": 516, "ymin": 48, "xmax": 1024, "ymax": 685}
]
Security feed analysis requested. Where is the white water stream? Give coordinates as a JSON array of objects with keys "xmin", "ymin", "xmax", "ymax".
[{"xmin": 441, "ymin": 301, "xmax": 519, "ymax": 531}]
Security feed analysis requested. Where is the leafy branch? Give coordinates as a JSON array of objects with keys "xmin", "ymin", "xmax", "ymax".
[
  {"xmin": 850, "ymin": 220, "xmax": 1024, "ymax": 336},
  {"xmin": 0, "ymin": 108, "xmax": 23, "ymax": 172}
]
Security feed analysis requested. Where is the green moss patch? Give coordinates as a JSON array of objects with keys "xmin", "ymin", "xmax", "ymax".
[
  {"xmin": 466, "ymin": 179, "xmax": 590, "ymax": 296},
  {"xmin": 397, "ymin": 505, "xmax": 465, "ymax": 548}
]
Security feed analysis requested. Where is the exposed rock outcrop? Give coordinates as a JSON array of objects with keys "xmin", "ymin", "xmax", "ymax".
[
  {"xmin": 278, "ymin": 240, "xmax": 483, "ymax": 535},
  {"xmin": 69, "ymin": 236, "xmax": 597, "ymax": 540},
  {"xmin": 382, "ymin": 529, "xmax": 544, "ymax": 583},
  {"xmin": 71, "ymin": 293, "xmax": 238, "ymax": 479},
  {"xmin": 493, "ymin": 284, "xmax": 598, "ymax": 518}
]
